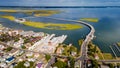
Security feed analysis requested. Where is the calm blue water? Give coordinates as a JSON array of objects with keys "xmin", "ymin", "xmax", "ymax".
[{"xmin": 0, "ymin": 8, "xmax": 120, "ymax": 56}]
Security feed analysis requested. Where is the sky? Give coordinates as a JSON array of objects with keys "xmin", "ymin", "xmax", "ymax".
[{"xmin": 0, "ymin": 0, "xmax": 120, "ymax": 6}]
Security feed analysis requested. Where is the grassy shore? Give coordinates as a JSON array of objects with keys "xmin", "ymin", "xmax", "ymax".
[
  {"xmin": 102, "ymin": 53, "xmax": 113, "ymax": 60},
  {"xmin": 34, "ymin": 13, "xmax": 55, "ymax": 17},
  {"xmin": 0, "ymin": 9, "xmax": 60, "ymax": 16},
  {"xmin": 88, "ymin": 43, "xmax": 102, "ymax": 59},
  {"xmin": 0, "ymin": 9, "xmax": 17, "ymax": 13},
  {"xmin": 23, "ymin": 21, "xmax": 82, "ymax": 30},
  {"xmin": 0, "ymin": 15, "xmax": 82, "ymax": 30},
  {"xmin": 34, "ymin": 10, "xmax": 60, "ymax": 17},
  {"xmin": 0, "ymin": 15, "xmax": 15, "ymax": 20},
  {"xmin": 80, "ymin": 18, "xmax": 99, "ymax": 23},
  {"xmin": 87, "ymin": 42, "xmax": 113, "ymax": 60},
  {"xmin": 117, "ymin": 42, "xmax": 120, "ymax": 46}
]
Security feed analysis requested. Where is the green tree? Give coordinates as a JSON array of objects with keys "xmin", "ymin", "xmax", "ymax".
[
  {"xmin": 14, "ymin": 61, "xmax": 26, "ymax": 68},
  {"xmin": 14, "ymin": 61, "xmax": 34, "ymax": 68},
  {"xmin": 69, "ymin": 57, "xmax": 75, "ymax": 68},
  {"xmin": 52, "ymin": 60, "xmax": 67, "ymax": 68},
  {"xmin": 21, "ymin": 46, "xmax": 26, "ymax": 49},
  {"xmin": 92, "ymin": 59, "xmax": 99, "ymax": 68},
  {"xmin": 93, "ymin": 46, "xmax": 97, "ymax": 53},
  {"xmin": 78, "ymin": 39, "xmax": 83, "ymax": 46},
  {"xmin": 5, "ymin": 47, "xmax": 13, "ymax": 52},
  {"xmin": 109, "ymin": 63, "xmax": 114, "ymax": 68},
  {"xmin": 45, "ymin": 54, "xmax": 51, "ymax": 61}
]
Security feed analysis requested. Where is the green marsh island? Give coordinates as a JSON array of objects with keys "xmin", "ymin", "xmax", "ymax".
[
  {"xmin": 0, "ymin": 15, "xmax": 83, "ymax": 30},
  {"xmin": 80, "ymin": 18, "xmax": 99, "ymax": 23}
]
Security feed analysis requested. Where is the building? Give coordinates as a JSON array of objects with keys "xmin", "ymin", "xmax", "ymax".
[
  {"xmin": 56, "ymin": 47, "xmax": 64, "ymax": 54},
  {"xmin": 6, "ymin": 56, "xmax": 15, "ymax": 63},
  {"xmin": 13, "ymin": 38, "xmax": 24, "ymax": 48},
  {"xmin": 0, "ymin": 44, "xmax": 5, "ymax": 50},
  {"xmin": 0, "ymin": 62, "xmax": 7, "ymax": 68},
  {"xmin": 9, "ymin": 49, "xmax": 19, "ymax": 56},
  {"xmin": 29, "ymin": 34, "xmax": 67, "ymax": 54},
  {"xmin": 36, "ymin": 62, "xmax": 44, "ymax": 68},
  {"xmin": 24, "ymin": 62, "xmax": 30, "ymax": 67}
]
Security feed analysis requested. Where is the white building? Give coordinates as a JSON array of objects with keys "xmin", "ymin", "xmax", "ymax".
[{"xmin": 29, "ymin": 34, "xmax": 67, "ymax": 54}]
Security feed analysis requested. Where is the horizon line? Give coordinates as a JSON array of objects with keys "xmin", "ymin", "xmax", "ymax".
[{"xmin": 0, "ymin": 6, "xmax": 120, "ymax": 8}]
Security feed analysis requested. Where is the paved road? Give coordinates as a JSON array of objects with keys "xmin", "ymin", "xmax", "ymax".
[
  {"xmin": 75, "ymin": 20, "xmax": 95, "ymax": 68},
  {"xmin": 46, "ymin": 55, "xmax": 55, "ymax": 68}
]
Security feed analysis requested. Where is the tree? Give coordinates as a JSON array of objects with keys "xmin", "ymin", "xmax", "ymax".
[
  {"xmin": 109, "ymin": 63, "xmax": 114, "ymax": 68},
  {"xmin": 78, "ymin": 39, "xmax": 83, "ymax": 46},
  {"xmin": 68, "ymin": 57, "xmax": 75, "ymax": 68},
  {"xmin": 45, "ymin": 54, "xmax": 51, "ymax": 61},
  {"xmin": 93, "ymin": 46, "xmax": 97, "ymax": 53},
  {"xmin": 14, "ymin": 61, "xmax": 26, "ymax": 68},
  {"xmin": 5, "ymin": 47, "xmax": 13, "ymax": 52},
  {"xmin": 91, "ymin": 59, "xmax": 99, "ymax": 68},
  {"xmin": 52, "ymin": 60, "xmax": 67, "ymax": 68},
  {"xmin": 21, "ymin": 46, "xmax": 26, "ymax": 49},
  {"xmin": 14, "ymin": 61, "xmax": 35, "ymax": 68}
]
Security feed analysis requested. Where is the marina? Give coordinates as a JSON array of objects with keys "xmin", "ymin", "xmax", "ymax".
[{"xmin": 29, "ymin": 34, "xmax": 67, "ymax": 53}]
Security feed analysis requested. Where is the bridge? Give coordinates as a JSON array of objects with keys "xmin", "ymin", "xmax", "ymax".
[{"xmin": 75, "ymin": 20, "xmax": 95, "ymax": 68}]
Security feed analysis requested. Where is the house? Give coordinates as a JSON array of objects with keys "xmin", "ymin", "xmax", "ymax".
[
  {"xmin": 13, "ymin": 38, "xmax": 24, "ymax": 48},
  {"xmin": 0, "ymin": 62, "xmax": 7, "ymax": 68},
  {"xmin": 9, "ymin": 49, "xmax": 19, "ymax": 56},
  {"xmin": 24, "ymin": 62, "xmax": 30, "ymax": 67},
  {"xmin": 27, "ymin": 58, "xmax": 35, "ymax": 62},
  {"xmin": 56, "ymin": 47, "xmax": 64, "ymax": 54},
  {"xmin": 94, "ymin": 54, "xmax": 99, "ymax": 60},
  {"xmin": 0, "ymin": 57, "xmax": 5, "ymax": 62},
  {"xmin": 24, "ymin": 43, "xmax": 32, "ymax": 48},
  {"xmin": 0, "ymin": 44, "xmax": 5, "ymax": 50},
  {"xmin": 6, "ymin": 56, "xmax": 15, "ymax": 63},
  {"xmin": 16, "ymin": 50, "xmax": 24, "ymax": 56},
  {"xmin": 36, "ymin": 62, "xmax": 43, "ymax": 68},
  {"xmin": 26, "ymin": 53, "xmax": 33, "ymax": 57}
]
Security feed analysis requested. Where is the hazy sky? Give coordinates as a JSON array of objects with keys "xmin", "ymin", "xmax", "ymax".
[{"xmin": 0, "ymin": 0, "xmax": 120, "ymax": 6}]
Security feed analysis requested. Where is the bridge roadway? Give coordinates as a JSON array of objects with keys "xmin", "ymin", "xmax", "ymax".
[{"xmin": 21, "ymin": 16, "xmax": 95, "ymax": 68}]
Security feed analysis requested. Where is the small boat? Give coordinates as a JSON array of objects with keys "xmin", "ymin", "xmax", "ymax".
[{"xmin": 14, "ymin": 18, "xmax": 26, "ymax": 23}]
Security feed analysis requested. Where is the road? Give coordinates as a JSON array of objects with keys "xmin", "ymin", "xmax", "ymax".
[
  {"xmin": 75, "ymin": 20, "xmax": 95, "ymax": 68},
  {"xmin": 46, "ymin": 55, "xmax": 56, "ymax": 68}
]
